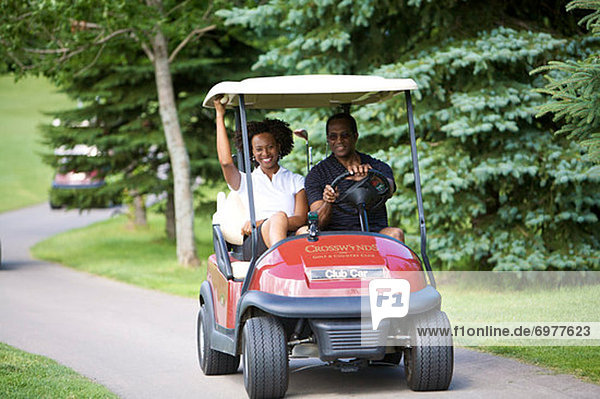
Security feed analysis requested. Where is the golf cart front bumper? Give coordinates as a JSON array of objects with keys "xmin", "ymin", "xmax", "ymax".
[
  {"xmin": 238, "ymin": 284, "xmax": 441, "ymax": 319},
  {"xmin": 239, "ymin": 286, "xmax": 440, "ymax": 361}
]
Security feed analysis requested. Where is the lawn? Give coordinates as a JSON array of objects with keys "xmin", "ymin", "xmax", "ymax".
[
  {"xmin": 31, "ymin": 212, "xmax": 213, "ymax": 298},
  {"xmin": 440, "ymin": 283, "xmax": 600, "ymax": 383},
  {"xmin": 31, "ymin": 212, "xmax": 600, "ymax": 385},
  {"xmin": 0, "ymin": 342, "xmax": 117, "ymax": 399},
  {"xmin": 0, "ymin": 75, "xmax": 75, "ymax": 213}
]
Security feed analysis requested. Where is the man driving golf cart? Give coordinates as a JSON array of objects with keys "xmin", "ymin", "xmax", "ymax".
[{"xmin": 304, "ymin": 112, "xmax": 405, "ymax": 242}]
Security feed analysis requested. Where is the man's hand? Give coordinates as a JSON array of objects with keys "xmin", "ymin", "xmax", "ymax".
[
  {"xmin": 346, "ymin": 163, "xmax": 372, "ymax": 181},
  {"xmin": 322, "ymin": 184, "xmax": 338, "ymax": 203}
]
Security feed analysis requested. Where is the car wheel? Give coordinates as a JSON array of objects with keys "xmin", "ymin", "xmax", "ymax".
[
  {"xmin": 197, "ymin": 305, "xmax": 240, "ymax": 375},
  {"xmin": 243, "ymin": 316, "xmax": 289, "ymax": 399},
  {"xmin": 404, "ymin": 310, "xmax": 453, "ymax": 391}
]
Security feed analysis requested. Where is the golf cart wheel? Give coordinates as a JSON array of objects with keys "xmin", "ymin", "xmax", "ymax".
[
  {"xmin": 404, "ymin": 310, "xmax": 453, "ymax": 391},
  {"xmin": 243, "ymin": 316, "xmax": 289, "ymax": 399},
  {"xmin": 197, "ymin": 306, "xmax": 240, "ymax": 375}
]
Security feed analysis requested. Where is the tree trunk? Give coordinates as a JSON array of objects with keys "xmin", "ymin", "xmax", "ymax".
[
  {"xmin": 132, "ymin": 192, "xmax": 147, "ymax": 227},
  {"xmin": 148, "ymin": 14, "xmax": 198, "ymax": 266},
  {"xmin": 165, "ymin": 191, "xmax": 176, "ymax": 240}
]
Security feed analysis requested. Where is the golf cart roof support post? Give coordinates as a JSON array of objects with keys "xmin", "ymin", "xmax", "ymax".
[
  {"xmin": 342, "ymin": 103, "xmax": 351, "ymax": 114},
  {"xmin": 234, "ymin": 109, "xmax": 244, "ymax": 172},
  {"xmin": 305, "ymin": 140, "xmax": 310, "ymax": 175},
  {"xmin": 237, "ymin": 95, "xmax": 258, "ymax": 296},
  {"xmin": 405, "ymin": 91, "xmax": 436, "ymax": 288}
]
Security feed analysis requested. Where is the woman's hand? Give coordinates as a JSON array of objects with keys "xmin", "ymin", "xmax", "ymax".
[
  {"xmin": 241, "ymin": 220, "xmax": 252, "ymax": 236},
  {"xmin": 214, "ymin": 96, "xmax": 226, "ymax": 117},
  {"xmin": 241, "ymin": 219, "xmax": 265, "ymax": 236}
]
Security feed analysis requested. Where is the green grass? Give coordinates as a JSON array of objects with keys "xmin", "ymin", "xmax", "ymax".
[
  {"xmin": 439, "ymin": 284, "xmax": 600, "ymax": 383},
  {"xmin": 31, "ymin": 216, "xmax": 600, "ymax": 385},
  {"xmin": 440, "ymin": 284, "xmax": 599, "ymax": 323},
  {"xmin": 0, "ymin": 75, "xmax": 75, "ymax": 213},
  {"xmin": 0, "ymin": 342, "xmax": 117, "ymax": 399},
  {"xmin": 31, "ymin": 212, "xmax": 213, "ymax": 297}
]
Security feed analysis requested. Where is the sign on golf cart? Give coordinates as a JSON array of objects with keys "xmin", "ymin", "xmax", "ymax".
[{"xmin": 197, "ymin": 75, "xmax": 453, "ymax": 399}]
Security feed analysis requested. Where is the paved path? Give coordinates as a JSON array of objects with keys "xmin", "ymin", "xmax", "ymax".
[{"xmin": 1, "ymin": 204, "xmax": 599, "ymax": 398}]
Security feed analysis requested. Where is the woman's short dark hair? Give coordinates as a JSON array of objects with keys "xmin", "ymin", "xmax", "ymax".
[{"xmin": 234, "ymin": 118, "xmax": 294, "ymax": 158}]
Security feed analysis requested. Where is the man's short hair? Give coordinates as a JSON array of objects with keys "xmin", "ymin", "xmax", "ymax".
[{"xmin": 326, "ymin": 113, "xmax": 358, "ymax": 136}]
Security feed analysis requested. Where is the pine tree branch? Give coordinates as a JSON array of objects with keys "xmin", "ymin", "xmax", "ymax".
[
  {"xmin": 0, "ymin": 38, "xmax": 31, "ymax": 70},
  {"xmin": 168, "ymin": 24, "xmax": 216, "ymax": 63},
  {"xmin": 70, "ymin": 19, "xmax": 103, "ymax": 31},
  {"xmin": 141, "ymin": 42, "xmax": 155, "ymax": 63},
  {"xmin": 75, "ymin": 42, "xmax": 107, "ymax": 77},
  {"xmin": 202, "ymin": 1, "xmax": 214, "ymax": 20},
  {"xmin": 132, "ymin": 31, "xmax": 155, "ymax": 63},
  {"xmin": 23, "ymin": 28, "xmax": 134, "ymax": 61},
  {"xmin": 165, "ymin": 0, "xmax": 190, "ymax": 17},
  {"xmin": 93, "ymin": 28, "xmax": 135, "ymax": 45}
]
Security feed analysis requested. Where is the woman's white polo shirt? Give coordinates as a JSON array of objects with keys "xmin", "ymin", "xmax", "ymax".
[{"xmin": 231, "ymin": 166, "xmax": 305, "ymax": 220}]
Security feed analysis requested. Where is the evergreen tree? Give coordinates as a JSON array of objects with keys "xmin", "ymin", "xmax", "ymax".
[
  {"xmin": 220, "ymin": 0, "xmax": 600, "ymax": 271},
  {"xmin": 533, "ymin": 0, "xmax": 600, "ymax": 166}
]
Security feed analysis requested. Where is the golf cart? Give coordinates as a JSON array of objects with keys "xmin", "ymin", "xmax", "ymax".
[
  {"xmin": 49, "ymin": 144, "xmax": 114, "ymax": 209},
  {"xmin": 198, "ymin": 75, "xmax": 453, "ymax": 398}
]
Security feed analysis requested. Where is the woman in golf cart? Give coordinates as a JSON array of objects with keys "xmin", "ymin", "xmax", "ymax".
[{"xmin": 214, "ymin": 98, "xmax": 308, "ymax": 260}]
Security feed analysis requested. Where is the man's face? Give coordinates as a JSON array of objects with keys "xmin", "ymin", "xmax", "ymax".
[{"xmin": 327, "ymin": 119, "xmax": 357, "ymax": 159}]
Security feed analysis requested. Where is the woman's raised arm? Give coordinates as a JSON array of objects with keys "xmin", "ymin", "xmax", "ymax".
[{"xmin": 215, "ymin": 98, "xmax": 241, "ymax": 190}]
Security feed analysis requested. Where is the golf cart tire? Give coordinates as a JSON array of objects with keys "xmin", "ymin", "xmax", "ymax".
[
  {"xmin": 197, "ymin": 306, "xmax": 240, "ymax": 375},
  {"xmin": 243, "ymin": 316, "xmax": 289, "ymax": 399},
  {"xmin": 404, "ymin": 310, "xmax": 453, "ymax": 391}
]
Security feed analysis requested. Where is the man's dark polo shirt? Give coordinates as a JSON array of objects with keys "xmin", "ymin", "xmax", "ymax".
[{"xmin": 305, "ymin": 151, "xmax": 395, "ymax": 232}]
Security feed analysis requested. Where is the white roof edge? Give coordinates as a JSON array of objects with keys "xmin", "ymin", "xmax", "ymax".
[{"xmin": 202, "ymin": 75, "xmax": 417, "ymax": 109}]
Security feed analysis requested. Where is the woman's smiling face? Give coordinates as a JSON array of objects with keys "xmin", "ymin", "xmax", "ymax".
[{"xmin": 252, "ymin": 132, "xmax": 280, "ymax": 170}]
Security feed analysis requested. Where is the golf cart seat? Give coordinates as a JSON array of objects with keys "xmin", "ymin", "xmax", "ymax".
[
  {"xmin": 213, "ymin": 191, "xmax": 246, "ymax": 245},
  {"xmin": 213, "ymin": 191, "xmax": 251, "ymax": 279}
]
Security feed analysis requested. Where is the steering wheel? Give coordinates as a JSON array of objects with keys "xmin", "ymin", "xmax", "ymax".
[{"xmin": 329, "ymin": 169, "xmax": 392, "ymax": 215}]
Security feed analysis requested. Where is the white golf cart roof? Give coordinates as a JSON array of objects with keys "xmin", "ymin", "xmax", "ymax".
[{"xmin": 203, "ymin": 75, "xmax": 417, "ymax": 109}]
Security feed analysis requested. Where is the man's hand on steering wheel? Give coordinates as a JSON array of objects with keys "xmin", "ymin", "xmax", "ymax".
[
  {"xmin": 322, "ymin": 184, "xmax": 338, "ymax": 203},
  {"xmin": 321, "ymin": 164, "xmax": 373, "ymax": 203},
  {"xmin": 346, "ymin": 163, "xmax": 372, "ymax": 180},
  {"xmin": 328, "ymin": 168, "xmax": 392, "ymax": 214}
]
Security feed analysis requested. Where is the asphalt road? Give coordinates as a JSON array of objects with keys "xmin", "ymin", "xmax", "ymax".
[{"xmin": 1, "ymin": 204, "xmax": 599, "ymax": 398}]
